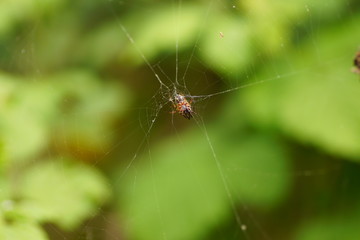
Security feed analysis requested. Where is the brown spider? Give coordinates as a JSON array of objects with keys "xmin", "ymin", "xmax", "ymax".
[{"xmin": 170, "ymin": 93, "xmax": 193, "ymax": 120}]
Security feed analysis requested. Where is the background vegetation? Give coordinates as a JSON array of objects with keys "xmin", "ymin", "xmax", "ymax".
[{"xmin": 0, "ymin": 0, "xmax": 360, "ymax": 239}]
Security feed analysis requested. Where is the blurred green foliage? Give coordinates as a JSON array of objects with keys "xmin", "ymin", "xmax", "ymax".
[
  {"xmin": 0, "ymin": 0, "xmax": 359, "ymax": 240},
  {"xmin": 242, "ymin": 16, "xmax": 360, "ymax": 160}
]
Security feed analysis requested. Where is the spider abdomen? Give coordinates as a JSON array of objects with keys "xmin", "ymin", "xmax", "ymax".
[{"xmin": 171, "ymin": 93, "xmax": 193, "ymax": 119}]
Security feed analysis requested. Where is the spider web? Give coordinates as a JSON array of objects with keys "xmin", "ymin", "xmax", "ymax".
[
  {"xmin": 97, "ymin": 0, "xmax": 360, "ymax": 240},
  {"xmin": 2, "ymin": 0, "xmax": 360, "ymax": 240}
]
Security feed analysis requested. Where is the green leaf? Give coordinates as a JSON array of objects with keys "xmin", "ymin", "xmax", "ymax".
[
  {"xmin": 18, "ymin": 159, "xmax": 111, "ymax": 230},
  {"xmin": 123, "ymin": 4, "xmax": 204, "ymax": 65},
  {"xmin": 0, "ymin": 219, "xmax": 48, "ymax": 240},
  {"xmin": 0, "ymin": 70, "xmax": 128, "ymax": 163},
  {"xmin": 76, "ymin": 22, "xmax": 128, "ymax": 68},
  {"xmin": 200, "ymin": 15, "xmax": 252, "ymax": 77},
  {"xmin": 0, "ymin": 0, "xmax": 63, "ymax": 35},
  {"xmin": 241, "ymin": 15, "xmax": 360, "ymax": 160},
  {"xmin": 51, "ymin": 71, "xmax": 130, "ymax": 157},
  {"xmin": 118, "ymin": 125, "xmax": 290, "ymax": 240},
  {"xmin": 217, "ymin": 134, "xmax": 290, "ymax": 208},
  {"xmin": 0, "ymin": 73, "xmax": 53, "ymax": 163}
]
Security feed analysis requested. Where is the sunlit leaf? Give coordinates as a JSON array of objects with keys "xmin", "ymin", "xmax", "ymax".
[
  {"xmin": 18, "ymin": 159, "xmax": 111, "ymax": 230},
  {"xmin": 0, "ymin": 73, "xmax": 54, "ymax": 163},
  {"xmin": 123, "ymin": 4, "xmax": 204, "ymax": 65},
  {"xmin": 200, "ymin": 15, "xmax": 252, "ymax": 77},
  {"xmin": 0, "ymin": 70, "xmax": 128, "ymax": 163},
  {"xmin": 0, "ymin": 219, "xmax": 48, "ymax": 240},
  {"xmin": 241, "ymin": 15, "xmax": 360, "ymax": 161}
]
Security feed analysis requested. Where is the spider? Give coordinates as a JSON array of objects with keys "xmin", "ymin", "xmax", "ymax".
[{"xmin": 170, "ymin": 93, "xmax": 194, "ymax": 120}]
